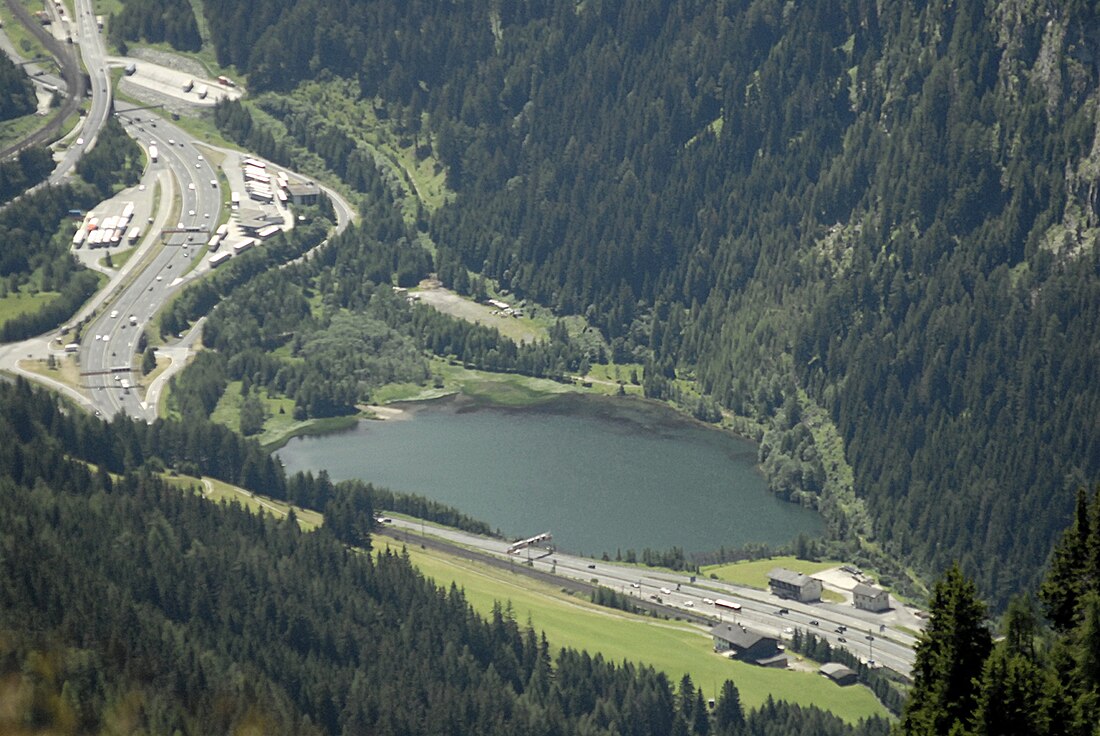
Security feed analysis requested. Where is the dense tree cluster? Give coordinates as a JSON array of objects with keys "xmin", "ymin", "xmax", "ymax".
[
  {"xmin": 901, "ymin": 492, "xmax": 1100, "ymax": 735},
  {"xmin": 198, "ymin": 0, "xmax": 1100, "ymax": 607},
  {"xmin": 108, "ymin": 0, "xmax": 201, "ymax": 52},
  {"xmin": 0, "ymin": 379, "xmax": 888, "ymax": 736},
  {"xmin": 0, "ymin": 183, "xmax": 105, "ymax": 341},
  {"xmin": 0, "ymin": 51, "xmax": 36, "ymax": 121},
  {"xmin": 0, "ymin": 146, "xmax": 53, "ymax": 205},
  {"xmin": 75, "ymin": 116, "xmax": 144, "ymax": 197}
]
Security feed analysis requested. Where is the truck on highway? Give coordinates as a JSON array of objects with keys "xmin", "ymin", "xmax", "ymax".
[
  {"xmin": 217, "ymin": 75, "xmax": 235, "ymax": 87},
  {"xmin": 149, "ymin": 144, "xmax": 158, "ymax": 163},
  {"xmin": 182, "ymin": 78, "xmax": 194, "ymax": 92},
  {"xmin": 196, "ymin": 85, "xmax": 208, "ymax": 99},
  {"xmin": 714, "ymin": 599, "xmax": 742, "ymax": 612},
  {"xmin": 128, "ymin": 315, "xmax": 137, "ymax": 326}
]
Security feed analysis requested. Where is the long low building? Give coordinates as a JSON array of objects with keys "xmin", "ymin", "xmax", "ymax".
[{"xmin": 768, "ymin": 567, "xmax": 823, "ymax": 602}]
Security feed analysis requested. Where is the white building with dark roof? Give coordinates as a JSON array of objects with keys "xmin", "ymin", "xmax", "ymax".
[
  {"xmin": 852, "ymin": 582, "xmax": 891, "ymax": 612},
  {"xmin": 768, "ymin": 567, "xmax": 823, "ymax": 602}
]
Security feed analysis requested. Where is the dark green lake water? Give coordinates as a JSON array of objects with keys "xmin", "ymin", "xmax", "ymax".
[{"xmin": 276, "ymin": 394, "xmax": 823, "ymax": 555}]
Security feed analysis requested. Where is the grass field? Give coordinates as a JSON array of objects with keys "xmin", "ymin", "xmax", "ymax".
[
  {"xmin": 397, "ymin": 542, "xmax": 886, "ymax": 723},
  {"xmin": 703, "ymin": 557, "xmax": 843, "ymax": 589},
  {"xmin": 0, "ymin": 291, "xmax": 59, "ymax": 328},
  {"xmin": 0, "ymin": 111, "xmax": 48, "ymax": 151},
  {"xmin": 162, "ymin": 473, "xmax": 323, "ymax": 531}
]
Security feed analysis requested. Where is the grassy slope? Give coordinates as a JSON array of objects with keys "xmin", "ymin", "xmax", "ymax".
[
  {"xmin": 398, "ymin": 542, "xmax": 886, "ymax": 723},
  {"xmin": 703, "ymin": 556, "xmax": 843, "ymax": 589},
  {"xmin": 0, "ymin": 290, "xmax": 60, "ymax": 327}
]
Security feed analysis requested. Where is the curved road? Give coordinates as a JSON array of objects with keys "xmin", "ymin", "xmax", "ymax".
[{"xmin": 0, "ymin": 0, "xmax": 86, "ymax": 161}]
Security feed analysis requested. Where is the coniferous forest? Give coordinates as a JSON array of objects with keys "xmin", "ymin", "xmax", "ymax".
[
  {"xmin": 190, "ymin": 0, "xmax": 1100, "ymax": 607},
  {"xmin": 0, "ymin": 380, "xmax": 893, "ymax": 735}
]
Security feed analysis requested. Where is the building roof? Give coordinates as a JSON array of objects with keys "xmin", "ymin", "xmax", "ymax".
[
  {"xmin": 711, "ymin": 623, "xmax": 770, "ymax": 650},
  {"xmin": 286, "ymin": 181, "xmax": 320, "ymax": 196},
  {"xmin": 852, "ymin": 583, "xmax": 886, "ymax": 598},
  {"xmin": 769, "ymin": 567, "xmax": 816, "ymax": 587},
  {"xmin": 820, "ymin": 663, "xmax": 858, "ymax": 680}
]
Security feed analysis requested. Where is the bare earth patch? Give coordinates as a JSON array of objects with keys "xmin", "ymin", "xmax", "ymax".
[{"xmin": 413, "ymin": 285, "xmax": 546, "ymax": 344}]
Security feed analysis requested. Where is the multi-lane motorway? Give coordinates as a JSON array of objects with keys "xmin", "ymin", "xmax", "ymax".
[
  {"xmin": 80, "ymin": 116, "xmax": 222, "ymax": 419},
  {"xmin": 383, "ymin": 516, "xmax": 919, "ymax": 677}
]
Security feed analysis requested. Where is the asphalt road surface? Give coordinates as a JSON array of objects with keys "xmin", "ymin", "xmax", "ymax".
[
  {"xmin": 79, "ymin": 116, "xmax": 222, "ymax": 419},
  {"xmin": 382, "ymin": 516, "xmax": 918, "ymax": 678}
]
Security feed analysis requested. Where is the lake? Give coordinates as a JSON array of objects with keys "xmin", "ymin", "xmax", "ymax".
[{"xmin": 276, "ymin": 394, "xmax": 823, "ymax": 555}]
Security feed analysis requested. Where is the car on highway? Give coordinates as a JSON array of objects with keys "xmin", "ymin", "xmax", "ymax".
[
  {"xmin": 837, "ymin": 636, "xmax": 847, "ymax": 643},
  {"xmin": 702, "ymin": 598, "xmax": 714, "ymax": 605},
  {"xmin": 777, "ymin": 608, "xmax": 789, "ymax": 615},
  {"xmin": 683, "ymin": 600, "xmax": 693, "ymax": 607},
  {"xmin": 109, "ymin": 309, "xmax": 118, "ymax": 318},
  {"xmin": 168, "ymin": 138, "xmax": 175, "ymax": 145},
  {"xmin": 76, "ymin": 137, "xmax": 84, "ymax": 145},
  {"xmin": 188, "ymin": 183, "xmax": 195, "ymax": 190},
  {"xmin": 660, "ymin": 587, "xmax": 672, "ymax": 595},
  {"xmin": 809, "ymin": 619, "xmax": 819, "ymax": 626},
  {"xmin": 630, "ymin": 582, "xmax": 640, "ymax": 589}
]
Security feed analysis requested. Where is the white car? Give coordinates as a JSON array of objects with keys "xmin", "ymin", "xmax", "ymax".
[
  {"xmin": 683, "ymin": 601, "xmax": 694, "ymax": 608},
  {"xmin": 188, "ymin": 209, "xmax": 195, "ymax": 216},
  {"xmin": 109, "ymin": 310, "xmax": 118, "ymax": 319},
  {"xmin": 702, "ymin": 598, "xmax": 714, "ymax": 605},
  {"xmin": 76, "ymin": 137, "xmax": 84, "ymax": 145},
  {"xmin": 197, "ymin": 154, "xmax": 203, "ymax": 160},
  {"xmin": 168, "ymin": 138, "xmax": 175, "ymax": 145},
  {"xmin": 188, "ymin": 183, "xmax": 195, "ymax": 190}
]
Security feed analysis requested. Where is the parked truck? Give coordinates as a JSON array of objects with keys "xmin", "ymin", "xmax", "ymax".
[{"xmin": 182, "ymin": 78, "xmax": 194, "ymax": 92}]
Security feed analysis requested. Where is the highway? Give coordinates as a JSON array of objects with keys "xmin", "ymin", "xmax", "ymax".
[
  {"xmin": 80, "ymin": 115, "xmax": 222, "ymax": 419},
  {"xmin": 384, "ymin": 517, "xmax": 919, "ymax": 678},
  {"xmin": 51, "ymin": 0, "xmax": 113, "ymax": 181}
]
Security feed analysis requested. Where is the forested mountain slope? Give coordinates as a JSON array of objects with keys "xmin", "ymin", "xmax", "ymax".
[
  {"xmin": 199, "ymin": 0, "xmax": 1100, "ymax": 605},
  {"xmin": 0, "ymin": 380, "xmax": 891, "ymax": 735}
]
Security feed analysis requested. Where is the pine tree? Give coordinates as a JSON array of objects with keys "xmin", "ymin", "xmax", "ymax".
[
  {"xmin": 1040, "ymin": 487, "xmax": 1091, "ymax": 631},
  {"xmin": 713, "ymin": 680, "xmax": 744, "ymax": 735},
  {"xmin": 901, "ymin": 564, "xmax": 992, "ymax": 735}
]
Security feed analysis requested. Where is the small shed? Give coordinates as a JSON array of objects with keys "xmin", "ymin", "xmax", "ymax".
[
  {"xmin": 853, "ymin": 583, "xmax": 891, "ymax": 612},
  {"xmin": 820, "ymin": 662, "xmax": 858, "ymax": 686},
  {"xmin": 768, "ymin": 567, "xmax": 823, "ymax": 602}
]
